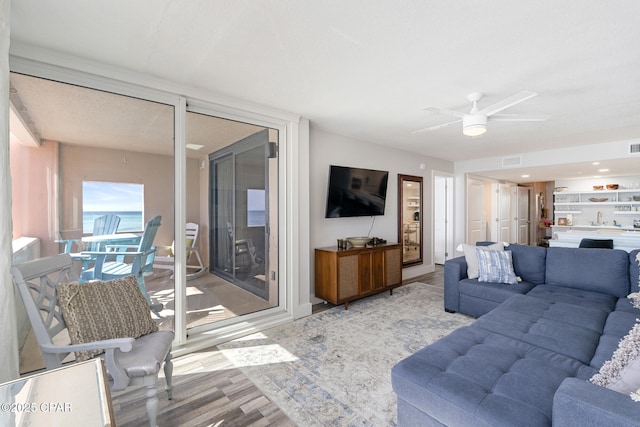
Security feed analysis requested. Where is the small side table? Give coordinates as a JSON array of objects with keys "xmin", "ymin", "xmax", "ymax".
[{"xmin": 0, "ymin": 359, "xmax": 114, "ymax": 426}]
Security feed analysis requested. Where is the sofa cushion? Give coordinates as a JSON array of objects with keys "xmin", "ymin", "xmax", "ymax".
[
  {"xmin": 591, "ymin": 320, "xmax": 640, "ymax": 395},
  {"xmin": 592, "ymin": 310, "xmax": 640, "ymax": 369},
  {"xmin": 462, "ymin": 242, "xmax": 504, "ymax": 279},
  {"xmin": 459, "ymin": 279, "xmax": 535, "ymax": 305},
  {"xmin": 545, "ymin": 247, "xmax": 630, "ymax": 297},
  {"xmin": 391, "ymin": 325, "xmax": 596, "ymax": 427},
  {"xmin": 506, "ymin": 243, "xmax": 547, "ymax": 285},
  {"xmin": 616, "ymin": 297, "xmax": 640, "ymax": 313},
  {"xmin": 473, "ymin": 295, "xmax": 607, "ymax": 364},
  {"xmin": 527, "ymin": 285, "xmax": 618, "ymax": 313},
  {"xmin": 630, "ymin": 249, "xmax": 640, "ymax": 294},
  {"xmin": 476, "ymin": 249, "xmax": 518, "ymax": 285}
]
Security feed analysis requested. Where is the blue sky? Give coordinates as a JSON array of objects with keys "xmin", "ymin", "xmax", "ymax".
[
  {"xmin": 83, "ymin": 181, "xmax": 143, "ymax": 212},
  {"xmin": 247, "ymin": 189, "xmax": 265, "ymax": 211}
]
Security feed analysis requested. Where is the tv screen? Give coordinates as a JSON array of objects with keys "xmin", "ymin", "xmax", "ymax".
[{"xmin": 325, "ymin": 165, "xmax": 389, "ymax": 218}]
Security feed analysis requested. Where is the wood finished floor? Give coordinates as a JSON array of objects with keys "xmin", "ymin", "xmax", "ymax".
[{"xmin": 111, "ymin": 265, "xmax": 445, "ymax": 426}]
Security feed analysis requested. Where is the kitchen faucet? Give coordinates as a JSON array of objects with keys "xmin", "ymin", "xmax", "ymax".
[{"xmin": 597, "ymin": 211, "xmax": 602, "ymax": 226}]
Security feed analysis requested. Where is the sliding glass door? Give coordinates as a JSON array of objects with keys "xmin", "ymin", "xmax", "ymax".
[
  {"xmin": 183, "ymin": 111, "xmax": 279, "ymax": 332},
  {"xmin": 10, "ymin": 62, "xmax": 289, "ymax": 355},
  {"xmin": 212, "ymin": 155, "xmax": 234, "ymax": 276},
  {"xmin": 210, "ymin": 130, "xmax": 274, "ymax": 300}
]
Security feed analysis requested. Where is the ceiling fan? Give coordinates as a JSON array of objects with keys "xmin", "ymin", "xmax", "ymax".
[{"xmin": 413, "ymin": 91, "xmax": 550, "ymax": 137}]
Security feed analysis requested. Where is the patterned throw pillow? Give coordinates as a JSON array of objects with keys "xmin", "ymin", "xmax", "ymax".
[
  {"xmin": 461, "ymin": 242, "xmax": 505, "ymax": 279},
  {"xmin": 56, "ymin": 276, "xmax": 158, "ymax": 361},
  {"xmin": 475, "ymin": 249, "xmax": 518, "ymax": 285},
  {"xmin": 591, "ymin": 321, "xmax": 640, "ymax": 396}
]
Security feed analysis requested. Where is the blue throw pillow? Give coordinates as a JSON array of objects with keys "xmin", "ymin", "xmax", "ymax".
[{"xmin": 476, "ymin": 249, "xmax": 518, "ymax": 285}]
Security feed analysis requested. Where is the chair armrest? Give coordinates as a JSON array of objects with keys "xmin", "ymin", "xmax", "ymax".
[
  {"xmin": 553, "ymin": 378, "xmax": 640, "ymax": 427},
  {"xmin": 40, "ymin": 337, "xmax": 135, "ymax": 354},
  {"xmin": 55, "ymin": 239, "xmax": 80, "ymax": 253},
  {"xmin": 82, "ymin": 248, "xmax": 155, "ymax": 257},
  {"xmin": 104, "ymin": 244, "xmax": 139, "ymax": 250}
]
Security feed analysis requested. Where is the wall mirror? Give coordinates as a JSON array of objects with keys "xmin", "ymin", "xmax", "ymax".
[{"xmin": 398, "ymin": 174, "xmax": 423, "ymax": 267}]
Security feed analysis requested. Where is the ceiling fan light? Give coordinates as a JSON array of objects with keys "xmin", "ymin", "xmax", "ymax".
[
  {"xmin": 463, "ymin": 124, "xmax": 487, "ymax": 136},
  {"xmin": 462, "ymin": 114, "xmax": 488, "ymax": 137}
]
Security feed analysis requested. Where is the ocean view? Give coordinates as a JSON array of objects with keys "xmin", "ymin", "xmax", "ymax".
[{"xmin": 84, "ymin": 211, "xmax": 143, "ymax": 233}]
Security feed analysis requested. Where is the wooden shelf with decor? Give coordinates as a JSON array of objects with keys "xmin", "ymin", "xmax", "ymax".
[{"xmin": 315, "ymin": 243, "xmax": 402, "ymax": 309}]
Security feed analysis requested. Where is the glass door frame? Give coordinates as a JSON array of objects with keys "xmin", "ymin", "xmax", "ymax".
[
  {"xmin": 9, "ymin": 51, "xmax": 307, "ymax": 355},
  {"xmin": 209, "ymin": 130, "xmax": 272, "ymax": 301},
  {"xmin": 183, "ymin": 101, "xmax": 289, "ymax": 339}
]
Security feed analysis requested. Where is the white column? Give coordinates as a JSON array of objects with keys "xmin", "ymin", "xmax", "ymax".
[{"xmin": 0, "ymin": 0, "xmax": 19, "ymax": 383}]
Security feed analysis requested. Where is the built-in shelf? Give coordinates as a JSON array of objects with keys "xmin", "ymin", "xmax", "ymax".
[
  {"xmin": 554, "ymin": 202, "xmax": 640, "ymax": 206},
  {"xmin": 554, "ymin": 188, "xmax": 640, "ymax": 230},
  {"xmin": 554, "ymin": 189, "xmax": 640, "ymax": 205}
]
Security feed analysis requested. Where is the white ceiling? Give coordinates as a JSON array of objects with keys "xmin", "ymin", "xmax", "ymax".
[{"xmin": 8, "ymin": 0, "xmax": 640, "ymax": 181}]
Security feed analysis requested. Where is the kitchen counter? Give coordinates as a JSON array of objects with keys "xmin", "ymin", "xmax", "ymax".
[{"xmin": 550, "ymin": 227, "xmax": 640, "ymax": 252}]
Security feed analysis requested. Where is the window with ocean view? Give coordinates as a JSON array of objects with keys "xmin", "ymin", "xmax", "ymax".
[
  {"xmin": 82, "ymin": 181, "xmax": 144, "ymax": 233},
  {"xmin": 247, "ymin": 189, "xmax": 266, "ymax": 227}
]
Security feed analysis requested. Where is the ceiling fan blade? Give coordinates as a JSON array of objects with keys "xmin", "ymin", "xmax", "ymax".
[
  {"xmin": 489, "ymin": 114, "xmax": 550, "ymax": 122},
  {"xmin": 478, "ymin": 91, "xmax": 538, "ymax": 116},
  {"xmin": 412, "ymin": 119, "xmax": 462, "ymax": 134},
  {"xmin": 423, "ymin": 106, "xmax": 466, "ymax": 119}
]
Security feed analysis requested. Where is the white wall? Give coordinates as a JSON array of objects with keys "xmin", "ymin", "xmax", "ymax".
[{"xmin": 309, "ymin": 126, "xmax": 453, "ymax": 301}]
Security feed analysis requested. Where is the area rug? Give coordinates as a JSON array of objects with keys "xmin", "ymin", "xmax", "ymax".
[{"xmin": 218, "ymin": 282, "xmax": 474, "ymax": 426}]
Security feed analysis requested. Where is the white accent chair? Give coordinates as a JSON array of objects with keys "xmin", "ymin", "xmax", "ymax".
[{"xmin": 11, "ymin": 253, "xmax": 173, "ymax": 427}]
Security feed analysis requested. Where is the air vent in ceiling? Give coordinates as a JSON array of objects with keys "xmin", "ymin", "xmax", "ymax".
[
  {"xmin": 502, "ymin": 156, "xmax": 522, "ymax": 168},
  {"xmin": 630, "ymin": 143, "xmax": 640, "ymax": 155}
]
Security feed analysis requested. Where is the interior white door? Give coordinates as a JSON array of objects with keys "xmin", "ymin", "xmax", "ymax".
[
  {"xmin": 494, "ymin": 183, "xmax": 511, "ymax": 243},
  {"xmin": 516, "ymin": 187, "xmax": 530, "ymax": 245},
  {"xmin": 434, "ymin": 175, "xmax": 453, "ymax": 264},
  {"xmin": 467, "ymin": 178, "xmax": 485, "ymax": 245}
]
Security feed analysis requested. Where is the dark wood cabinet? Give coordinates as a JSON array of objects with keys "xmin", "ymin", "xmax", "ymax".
[{"xmin": 315, "ymin": 243, "xmax": 402, "ymax": 309}]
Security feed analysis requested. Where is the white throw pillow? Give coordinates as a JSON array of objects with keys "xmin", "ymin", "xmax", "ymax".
[
  {"xmin": 461, "ymin": 242, "xmax": 505, "ymax": 279},
  {"xmin": 591, "ymin": 320, "xmax": 640, "ymax": 396}
]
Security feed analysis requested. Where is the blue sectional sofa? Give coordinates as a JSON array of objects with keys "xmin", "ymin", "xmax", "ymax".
[{"xmin": 392, "ymin": 245, "xmax": 640, "ymax": 426}]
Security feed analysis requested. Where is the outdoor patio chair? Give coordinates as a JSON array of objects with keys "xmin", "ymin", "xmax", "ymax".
[
  {"xmin": 80, "ymin": 215, "xmax": 161, "ymax": 307},
  {"xmin": 59, "ymin": 213, "xmax": 121, "ymax": 253},
  {"xmin": 153, "ymin": 222, "xmax": 206, "ymax": 280},
  {"xmin": 11, "ymin": 253, "xmax": 173, "ymax": 427},
  {"xmin": 578, "ymin": 238, "xmax": 614, "ymax": 249}
]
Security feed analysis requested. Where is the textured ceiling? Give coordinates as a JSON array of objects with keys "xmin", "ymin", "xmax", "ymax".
[
  {"xmin": 9, "ymin": 73, "xmax": 264, "ymax": 157},
  {"xmin": 8, "ymin": 0, "xmax": 640, "ymax": 180}
]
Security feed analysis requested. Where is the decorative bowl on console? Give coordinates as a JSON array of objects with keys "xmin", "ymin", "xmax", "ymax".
[
  {"xmin": 593, "ymin": 185, "xmax": 604, "ymax": 190},
  {"xmin": 346, "ymin": 237, "xmax": 371, "ymax": 247},
  {"xmin": 606, "ymin": 184, "xmax": 619, "ymax": 190}
]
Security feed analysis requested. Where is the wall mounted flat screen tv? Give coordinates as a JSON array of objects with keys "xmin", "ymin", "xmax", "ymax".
[{"xmin": 325, "ymin": 165, "xmax": 389, "ymax": 218}]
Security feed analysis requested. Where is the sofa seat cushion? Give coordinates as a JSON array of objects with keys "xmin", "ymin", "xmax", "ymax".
[
  {"xmin": 591, "ymin": 310, "xmax": 640, "ymax": 369},
  {"xmin": 458, "ymin": 279, "xmax": 536, "ymax": 318},
  {"xmin": 459, "ymin": 278, "xmax": 536, "ymax": 303},
  {"xmin": 526, "ymin": 285, "xmax": 617, "ymax": 313},
  {"xmin": 473, "ymin": 295, "xmax": 608, "ymax": 364},
  {"xmin": 391, "ymin": 326, "xmax": 596, "ymax": 427}
]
